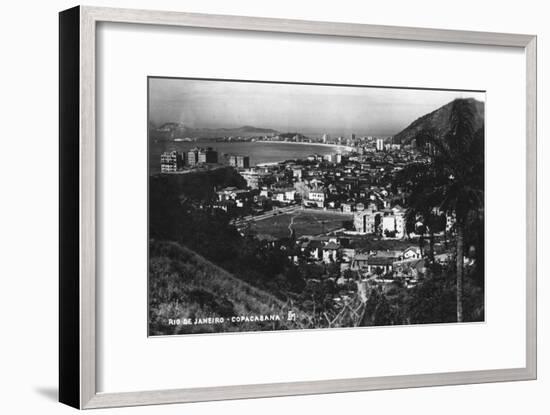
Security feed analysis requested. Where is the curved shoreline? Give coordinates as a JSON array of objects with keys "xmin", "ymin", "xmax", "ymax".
[{"xmin": 255, "ymin": 140, "xmax": 354, "ymax": 152}]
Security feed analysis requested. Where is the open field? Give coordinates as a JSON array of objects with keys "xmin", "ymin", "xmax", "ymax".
[{"xmin": 250, "ymin": 209, "xmax": 353, "ymax": 239}]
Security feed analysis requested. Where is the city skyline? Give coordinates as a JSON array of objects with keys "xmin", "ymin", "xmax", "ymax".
[{"xmin": 149, "ymin": 77, "xmax": 485, "ymax": 136}]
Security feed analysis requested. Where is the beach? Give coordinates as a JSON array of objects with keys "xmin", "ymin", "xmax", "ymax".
[
  {"xmin": 255, "ymin": 140, "xmax": 354, "ymax": 152},
  {"xmin": 150, "ymin": 140, "xmax": 352, "ymax": 173}
]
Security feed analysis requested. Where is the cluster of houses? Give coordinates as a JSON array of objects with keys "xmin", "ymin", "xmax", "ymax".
[
  {"xmin": 168, "ymin": 140, "xmax": 456, "ymax": 289},
  {"xmin": 349, "ymin": 247, "xmax": 423, "ymax": 276},
  {"xmin": 227, "ymin": 147, "xmax": 417, "ymax": 215},
  {"xmin": 214, "ymin": 186, "xmax": 252, "ymax": 210},
  {"xmin": 292, "ymin": 234, "xmax": 431, "ymax": 285},
  {"xmin": 212, "ymin": 147, "xmax": 457, "ymax": 243}
]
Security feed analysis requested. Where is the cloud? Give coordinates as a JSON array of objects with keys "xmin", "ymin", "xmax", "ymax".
[{"xmin": 149, "ymin": 77, "xmax": 485, "ymax": 135}]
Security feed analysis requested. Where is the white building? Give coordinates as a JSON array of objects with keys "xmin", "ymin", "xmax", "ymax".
[
  {"xmin": 216, "ymin": 187, "xmax": 250, "ymax": 202},
  {"xmin": 239, "ymin": 169, "xmax": 269, "ymax": 189},
  {"xmin": 381, "ymin": 210, "xmax": 405, "ymax": 239},
  {"xmin": 392, "ymin": 206, "xmax": 406, "ymax": 238},
  {"xmin": 353, "ymin": 205, "xmax": 405, "ymax": 238},
  {"xmin": 304, "ymin": 181, "xmax": 326, "ymax": 208},
  {"xmin": 341, "ymin": 202, "xmax": 354, "ymax": 214},
  {"xmin": 284, "ymin": 189, "xmax": 296, "ymax": 202},
  {"xmin": 322, "ymin": 242, "xmax": 339, "ymax": 263},
  {"xmin": 446, "ymin": 212, "xmax": 456, "ymax": 232},
  {"xmin": 382, "ymin": 215, "xmax": 397, "ymax": 236},
  {"xmin": 376, "ymin": 138, "xmax": 385, "ymax": 151},
  {"xmin": 309, "ymin": 191, "xmax": 325, "ymax": 202},
  {"xmin": 274, "ymin": 192, "xmax": 286, "ymax": 202},
  {"xmin": 160, "ymin": 151, "xmax": 184, "ymax": 173},
  {"xmin": 229, "ymin": 154, "xmax": 250, "ymax": 168},
  {"xmin": 292, "ymin": 168, "xmax": 302, "ymax": 180},
  {"xmin": 402, "ymin": 246, "xmax": 422, "ymax": 260},
  {"xmin": 354, "ymin": 209, "xmax": 377, "ymax": 234}
]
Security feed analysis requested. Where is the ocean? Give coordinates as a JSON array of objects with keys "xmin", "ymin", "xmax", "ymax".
[{"xmin": 149, "ymin": 140, "xmax": 350, "ymax": 174}]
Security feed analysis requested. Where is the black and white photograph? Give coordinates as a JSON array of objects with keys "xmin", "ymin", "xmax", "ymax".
[
  {"xmin": 1, "ymin": 0, "xmax": 544, "ymax": 412},
  {"xmin": 148, "ymin": 77, "xmax": 485, "ymax": 336}
]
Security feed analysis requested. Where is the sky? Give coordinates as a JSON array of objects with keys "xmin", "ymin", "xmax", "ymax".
[{"xmin": 148, "ymin": 78, "xmax": 485, "ymax": 136}]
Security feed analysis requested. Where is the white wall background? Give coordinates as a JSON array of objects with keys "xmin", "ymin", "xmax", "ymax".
[{"xmin": 0, "ymin": 0, "xmax": 546, "ymax": 414}]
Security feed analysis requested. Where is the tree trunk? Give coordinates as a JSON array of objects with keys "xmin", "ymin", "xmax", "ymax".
[
  {"xmin": 429, "ymin": 230, "xmax": 435, "ymax": 263},
  {"xmin": 456, "ymin": 221, "xmax": 464, "ymax": 322}
]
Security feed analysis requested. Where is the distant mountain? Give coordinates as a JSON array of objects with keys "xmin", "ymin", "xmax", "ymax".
[
  {"xmin": 393, "ymin": 98, "xmax": 484, "ymax": 145},
  {"xmin": 150, "ymin": 123, "xmax": 279, "ymax": 141}
]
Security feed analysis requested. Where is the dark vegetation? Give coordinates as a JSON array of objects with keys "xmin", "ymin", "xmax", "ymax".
[
  {"xmin": 149, "ymin": 168, "xmax": 307, "ymax": 299},
  {"xmin": 149, "ymin": 240, "xmax": 302, "ymax": 335},
  {"xmin": 149, "ymin": 168, "xmax": 337, "ymax": 333},
  {"xmin": 148, "ymin": 98, "xmax": 485, "ymax": 333},
  {"xmin": 394, "ymin": 98, "xmax": 485, "ymax": 322},
  {"xmin": 359, "ymin": 262, "xmax": 484, "ymax": 327}
]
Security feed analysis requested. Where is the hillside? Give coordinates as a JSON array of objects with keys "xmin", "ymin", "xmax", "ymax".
[
  {"xmin": 150, "ymin": 123, "xmax": 279, "ymax": 141},
  {"xmin": 148, "ymin": 240, "xmax": 303, "ymax": 335},
  {"xmin": 393, "ymin": 98, "xmax": 484, "ymax": 145}
]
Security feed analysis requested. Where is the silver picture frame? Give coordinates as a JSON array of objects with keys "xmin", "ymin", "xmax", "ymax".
[{"xmin": 59, "ymin": 5, "xmax": 537, "ymax": 409}]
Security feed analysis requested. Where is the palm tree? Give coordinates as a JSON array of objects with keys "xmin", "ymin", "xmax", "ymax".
[
  {"xmin": 396, "ymin": 99, "xmax": 484, "ymax": 322},
  {"xmin": 403, "ymin": 194, "xmax": 441, "ymax": 264}
]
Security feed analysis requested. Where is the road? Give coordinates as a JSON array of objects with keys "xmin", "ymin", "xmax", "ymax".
[{"xmin": 231, "ymin": 205, "xmax": 300, "ymax": 226}]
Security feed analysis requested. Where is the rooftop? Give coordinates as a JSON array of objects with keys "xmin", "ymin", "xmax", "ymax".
[
  {"xmin": 367, "ymin": 256, "xmax": 396, "ymax": 266},
  {"xmin": 323, "ymin": 242, "xmax": 340, "ymax": 250}
]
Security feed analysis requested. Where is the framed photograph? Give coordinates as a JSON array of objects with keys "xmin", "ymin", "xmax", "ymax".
[{"xmin": 59, "ymin": 6, "xmax": 537, "ymax": 409}]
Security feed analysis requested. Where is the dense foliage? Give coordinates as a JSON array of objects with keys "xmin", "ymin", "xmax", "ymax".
[
  {"xmin": 149, "ymin": 240, "xmax": 303, "ymax": 335},
  {"xmin": 149, "ymin": 168, "xmax": 307, "ymax": 300},
  {"xmin": 395, "ymin": 99, "xmax": 485, "ymax": 322}
]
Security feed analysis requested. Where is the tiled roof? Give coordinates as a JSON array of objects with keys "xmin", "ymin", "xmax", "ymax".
[
  {"xmin": 367, "ymin": 256, "xmax": 395, "ymax": 266},
  {"xmin": 323, "ymin": 242, "xmax": 339, "ymax": 250}
]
